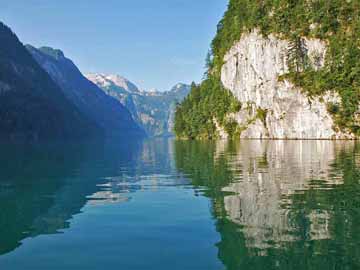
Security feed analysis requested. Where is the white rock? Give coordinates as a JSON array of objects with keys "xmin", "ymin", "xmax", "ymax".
[
  {"xmin": 220, "ymin": 29, "xmax": 354, "ymax": 139},
  {"xmin": 86, "ymin": 73, "xmax": 140, "ymax": 93}
]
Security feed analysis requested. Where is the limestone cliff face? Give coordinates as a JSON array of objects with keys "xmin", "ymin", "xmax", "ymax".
[{"xmin": 220, "ymin": 30, "xmax": 354, "ymax": 139}]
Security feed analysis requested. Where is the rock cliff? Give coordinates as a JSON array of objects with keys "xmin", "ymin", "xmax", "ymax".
[
  {"xmin": 220, "ymin": 30, "xmax": 353, "ymax": 139},
  {"xmin": 175, "ymin": 1, "xmax": 360, "ymax": 140}
]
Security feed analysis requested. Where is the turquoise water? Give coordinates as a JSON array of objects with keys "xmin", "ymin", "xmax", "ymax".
[{"xmin": 0, "ymin": 139, "xmax": 359, "ymax": 269}]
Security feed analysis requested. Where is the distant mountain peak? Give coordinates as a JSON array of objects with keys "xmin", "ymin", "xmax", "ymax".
[
  {"xmin": 0, "ymin": 23, "xmax": 99, "ymax": 140},
  {"xmin": 26, "ymin": 45, "xmax": 67, "ymax": 64},
  {"xmin": 147, "ymin": 88, "xmax": 160, "ymax": 93},
  {"xmin": 170, "ymin": 83, "xmax": 189, "ymax": 92},
  {"xmin": 26, "ymin": 47, "xmax": 145, "ymax": 138},
  {"xmin": 85, "ymin": 73, "xmax": 140, "ymax": 94},
  {"xmin": 88, "ymin": 73, "xmax": 191, "ymax": 137},
  {"xmin": 175, "ymin": 83, "xmax": 186, "ymax": 88},
  {"xmin": 40, "ymin": 47, "xmax": 64, "ymax": 59}
]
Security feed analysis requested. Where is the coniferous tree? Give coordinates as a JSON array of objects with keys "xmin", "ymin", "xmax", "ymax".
[{"xmin": 286, "ymin": 35, "xmax": 308, "ymax": 74}]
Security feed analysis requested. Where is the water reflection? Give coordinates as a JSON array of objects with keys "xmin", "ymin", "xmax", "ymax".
[
  {"xmin": 1, "ymin": 138, "xmax": 359, "ymax": 269},
  {"xmin": 0, "ymin": 138, "xmax": 185, "ymax": 256},
  {"xmin": 175, "ymin": 140, "xmax": 360, "ymax": 269},
  {"xmin": 220, "ymin": 140, "xmax": 347, "ymax": 249}
]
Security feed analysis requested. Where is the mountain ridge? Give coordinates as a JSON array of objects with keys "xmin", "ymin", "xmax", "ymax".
[
  {"xmin": 0, "ymin": 22, "xmax": 100, "ymax": 141},
  {"xmin": 26, "ymin": 45, "xmax": 145, "ymax": 139},
  {"xmin": 87, "ymin": 73, "xmax": 190, "ymax": 137}
]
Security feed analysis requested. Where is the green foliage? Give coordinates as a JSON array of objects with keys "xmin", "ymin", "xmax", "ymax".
[
  {"xmin": 256, "ymin": 108, "xmax": 268, "ymax": 127},
  {"xmin": 210, "ymin": 0, "xmax": 360, "ymax": 135},
  {"xmin": 174, "ymin": 140, "xmax": 238, "ymax": 202},
  {"xmin": 286, "ymin": 35, "xmax": 309, "ymax": 74},
  {"xmin": 327, "ymin": 102, "xmax": 340, "ymax": 115},
  {"xmin": 175, "ymin": 139, "xmax": 360, "ymax": 269},
  {"xmin": 176, "ymin": 0, "xmax": 360, "ymax": 138},
  {"xmin": 174, "ymin": 78, "xmax": 241, "ymax": 139}
]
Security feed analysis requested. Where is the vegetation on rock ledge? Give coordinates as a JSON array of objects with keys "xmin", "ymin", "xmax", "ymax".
[
  {"xmin": 175, "ymin": 0, "xmax": 360, "ymax": 138},
  {"xmin": 174, "ymin": 79, "xmax": 241, "ymax": 139}
]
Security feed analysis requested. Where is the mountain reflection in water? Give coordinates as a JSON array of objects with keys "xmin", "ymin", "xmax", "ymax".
[
  {"xmin": 0, "ymin": 139, "xmax": 359, "ymax": 270},
  {"xmin": 175, "ymin": 140, "xmax": 360, "ymax": 269},
  {"xmin": 0, "ymin": 139, "xmax": 186, "ymax": 256}
]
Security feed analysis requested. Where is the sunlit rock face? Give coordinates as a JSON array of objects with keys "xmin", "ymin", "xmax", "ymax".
[
  {"xmin": 217, "ymin": 140, "xmax": 352, "ymax": 251},
  {"xmin": 220, "ymin": 30, "xmax": 354, "ymax": 139}
]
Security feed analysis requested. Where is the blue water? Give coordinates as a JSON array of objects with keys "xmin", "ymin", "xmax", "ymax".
[{"xmin": 0, "ymin": 139, "xmax": 359, "ymax": 269}]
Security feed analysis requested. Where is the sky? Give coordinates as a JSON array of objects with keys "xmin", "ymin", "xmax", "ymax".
[{"xmin": 1, "ymin": 0, "xmax": 228, "ymax": 91}]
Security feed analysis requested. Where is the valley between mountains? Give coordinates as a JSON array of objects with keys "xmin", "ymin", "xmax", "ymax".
[{"xmin": 0, "ymin": 21, "xmax": 189, "ymax": 141}]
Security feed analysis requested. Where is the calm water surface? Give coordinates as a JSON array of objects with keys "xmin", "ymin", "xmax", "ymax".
[{"xmin": 0, "ymin": 139, "xmax": 359, "ymax": 269}]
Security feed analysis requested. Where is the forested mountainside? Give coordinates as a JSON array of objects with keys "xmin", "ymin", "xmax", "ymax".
[
  {"xmin": 26, "ymin": 46, "xmax": 145, "ymax": 139},
  {"xmin": 0, "ymin": 22, "xmax": 99, "ymax": 141},
  {"xmin": 87, "ymin": 73, "xmax": 190, "ymax": 137},
  {"xmin": 175, "ymin": 1, "xmax": 360, "ymax": 139}
]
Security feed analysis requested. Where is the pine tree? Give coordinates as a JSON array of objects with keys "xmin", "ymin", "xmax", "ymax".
[
  {"xmin": 286, "ymin": 35, "xmax": 308, "ymax": 74},
  {"xmin": 203, "ymin": 50, "xmax": 214, "ymax": 79}
]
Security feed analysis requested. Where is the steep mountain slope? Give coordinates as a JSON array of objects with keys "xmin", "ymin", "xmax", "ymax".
[
  {"xmin": 0, "ymin": 22, "xmax": 99, "ymax": 141},
  {"xmin": 175, "ymin": 0, "xmax": 360, "ymax": 139},
  {"xmin": 87, "ymin": 73, "xmax": 190, "ymax": 136},
  {"xmin": 26, "ymin": 46, "xmax": 145, "ymax": 139}
]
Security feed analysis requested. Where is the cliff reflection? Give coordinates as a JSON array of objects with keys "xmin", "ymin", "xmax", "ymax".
[{"xmin": 175, "ymin": 140, "xmax": 360, "ymax": 269}]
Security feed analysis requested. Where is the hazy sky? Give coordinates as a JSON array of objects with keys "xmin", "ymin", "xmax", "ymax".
[{"xmin": 1, "ymin": 0, "xmax": 228, "ymax": 91}]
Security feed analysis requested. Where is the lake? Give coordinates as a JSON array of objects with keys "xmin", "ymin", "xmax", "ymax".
[{"xmin": 0, "ymin": 139, "xmax": 359, "ymax": 269}]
